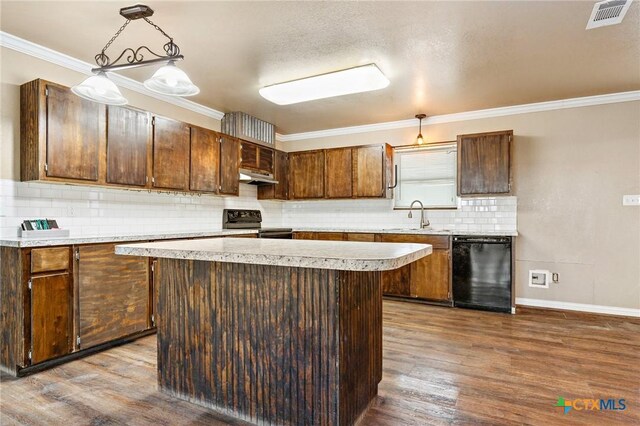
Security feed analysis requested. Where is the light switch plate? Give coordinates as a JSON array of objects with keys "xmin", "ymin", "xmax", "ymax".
[{"xmin": 623, "ymin": 195, "xmax": 640, "ymax": 206}]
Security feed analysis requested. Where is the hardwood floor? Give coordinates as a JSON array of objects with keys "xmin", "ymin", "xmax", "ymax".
[{"xmin": 1, "ymin": 301, "xmax": 639, "ymax": 425}]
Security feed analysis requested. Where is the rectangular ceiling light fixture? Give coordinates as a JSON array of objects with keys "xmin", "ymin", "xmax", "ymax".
[{"xmin": 259, "ymin": 64, "xmax": 389, "ymax": 105}]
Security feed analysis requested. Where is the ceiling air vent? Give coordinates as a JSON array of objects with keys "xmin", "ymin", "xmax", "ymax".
[{"xmin": 586, "ymin": 0, "xmax": 634, "ymax": 29}]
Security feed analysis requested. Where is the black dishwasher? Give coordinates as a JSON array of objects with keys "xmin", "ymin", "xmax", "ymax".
[{"xmin": 452, "ymin": 236, "xmax": 512, "ymax": 313}]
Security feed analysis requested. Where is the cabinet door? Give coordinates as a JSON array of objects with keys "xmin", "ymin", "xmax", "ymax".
[
  {"xmin": 219, "ymin": 135, "xmax": 240, "ymax": 195},
  {"xmin": 240, "ymin": 141, "xmax": 259, "ymax": 170},
  {"xmin": 274, "ymin": 150, "xmax": 289, "ymax": 199},
  {"xmin": 413, "ymin": 249, "xmax": 451, "ymax": 301},
  {"xmin": 77, "ymin": 244, "xmax": 150, "ymax": 349},
  {"xmin": 257, "ymin": 150, "xmax": 288, "ymax": 200},
  {"xmin": 152, "ymin": 117, "xmax": 190, "ymax": 190},
  {"xmin": 190, "ymin": 126, "xmax": 220, "ymax": 193},
  {"xmin": 381, "ymin": 264, "xmax": 412, "ymax": 296},
  {"xmin": 31, "ymin": 273, "xmax": 72, "ymax": 364},
  {"xmin": 354, "ymin": 145, "xmax": 385, "ymax": 197},
  {"xmin": 106, "ymin": 106, "xmax": 150, "ymax": 186},
  {"xmin": 289, "ymin": 150, "xmax": 325, "ymax": 199},
  {"xmin": 45, "ymin": 84, "xmax": 102, "ymax": 181},
  {"xmin": 325, "ymin": 148, "xmax": 353, "ymax": 199},
  {"xmin": 458, "ymin": 131, "xmax": 512, "ymax": 195},
  {"xmin": 378, "ymin": 234, "xmax": 451, "ymax": 300},
  {"xmin": 258, "ymin": 147, "xmax": 274, "ymax": 173}
]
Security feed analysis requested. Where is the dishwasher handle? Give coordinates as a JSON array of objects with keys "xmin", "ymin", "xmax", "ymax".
[{"xmin": 453, "ymin": 236, "xmax": 511, "ymax": 244}]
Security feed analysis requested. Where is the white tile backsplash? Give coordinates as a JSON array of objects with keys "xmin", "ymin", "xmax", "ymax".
[
  {"xmin": 0, "ymin": 179, "xmax": 282, "ymax": 238},
  {"xmin": 0, "ymin": 179, "xmax": 517, "ymax": 237},
  {"xmin": 281, "ymin": 196, "xmax": 517, "ymax": 232}
]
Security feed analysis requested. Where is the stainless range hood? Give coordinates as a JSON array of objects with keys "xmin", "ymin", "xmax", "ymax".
[{"xmin": 239, "ymin": 168, "xmax": 279, "ymax": 185}]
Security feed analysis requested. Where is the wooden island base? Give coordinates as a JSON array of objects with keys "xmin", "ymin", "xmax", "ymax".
[{"xmin": 156, "ymin": 258, "xmax": 383, "ymax": 425}]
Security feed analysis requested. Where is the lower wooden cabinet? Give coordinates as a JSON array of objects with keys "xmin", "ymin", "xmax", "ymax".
[
  {"xmin": 293, "ymin": 231, "xmax": 451, "ymax": 303},
  {"xmin": 30, "ymin": 272, "xmax": 72, "ymax": 364},
  {"xmin": 381, "ymin": 263, "xmax": 412, "ymax": 296},
  {"xmin": 377, "ymin": 234, "xmax": 451, "ymax": 302},
  {"xmin": 77, "ymin": 243, "xmax": 150, "ymax": 349}
]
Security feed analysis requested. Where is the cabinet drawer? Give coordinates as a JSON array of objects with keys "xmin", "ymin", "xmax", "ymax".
[
  {"xmin": 347, "ymin": 233, "xmax": 375, "ymax": 242},
  {"xmin": 378, "ymin": 234, "xmax": 450, "ymax": 250},
  {"xmin": 315, "ymin": 232, "xmax": 346, "ymax": 241},
  {"xmin": 31, "ymin": 247, "xmax": 70, "ymax": 273}
]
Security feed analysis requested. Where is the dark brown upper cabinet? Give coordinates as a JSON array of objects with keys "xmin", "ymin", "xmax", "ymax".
[
  {"xmin": 189, "ymin": 126, "xmax": 220, "ymax": 193},
  {"xmin": 240, "ymin": 141, "xmax": 275, "ymax": 174},
  {"xmin": 353, "ymin": 144, "xmax": 393, "ymax": 198},
  {"xmin": 152, "ymin": 116, "xmax": 190, "ymax": 191},
  {"xmin": 289, "ymin": 150, "xmax": 325, "ymax": 199},
  {"xmin": 106, "ymin": 106, "xmax": 151, "ymax": 187},
  {"xmin": 325, "ymin": 147, "xmax": 353, "ymax": 199},
  {"xmin": 258, "ymin": 150, "xmax": 289, "ymax": 200},
  {"xmin": 20, "ymin": 79, "xmax": 244, "ymax": 198},
  {"xmin": 21, "ymin": 79, "xmax": 105, "ymax": 182},
  {"xmin": 286, "ymin": 143, "xmax": 392, "ymax": 201},
  {"xmin": 219, "ymin": 134, "xmax": 241, "ymax": 196},
  {"xmin": 457, "ymin": 130, "xmax": 513, "ymax": 196}
]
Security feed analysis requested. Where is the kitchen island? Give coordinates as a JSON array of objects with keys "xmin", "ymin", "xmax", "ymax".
[{"xmin": 116, "ymin": 238, "xmax": 431, "ymax": 425}]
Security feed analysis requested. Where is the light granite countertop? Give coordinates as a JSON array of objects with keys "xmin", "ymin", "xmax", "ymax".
[
  {"xmin": 0, "ymin": 229, "xmax": 257, "ymax": 248},
  {"xmin": 293, "ymin": 227, "xmax": 518, "ymax": 237},
  {"xmin": 115, "ymin": 238, "xmax": 432, "ymax": 271}
]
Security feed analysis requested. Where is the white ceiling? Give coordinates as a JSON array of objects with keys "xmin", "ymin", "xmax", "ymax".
[{"xmin": 1, "ymin": 1, "xmax": 639, "ymax": 134}]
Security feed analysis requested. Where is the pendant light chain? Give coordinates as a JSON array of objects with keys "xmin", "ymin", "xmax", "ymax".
[
  {"xmin": 142, "ymin": 17, "xmax": 174, "ymax": 42},
  {"xmin": 96, "ymin": 20, "xmax": 131, "ymax": 66}
]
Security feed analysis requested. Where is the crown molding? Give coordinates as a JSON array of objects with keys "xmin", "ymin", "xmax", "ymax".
[
  {"xmin": 277, "ymin": 90, "xmax": 640, "ymax": 142},
  {"xmin": 516, "ymin": 298, "xmax": 640, "ymax": 318},
  {"xmin": 3, "ymin": 31, "xmax": 638, "ymax": 140},
  {"xmin": 0, "ymin": 31, "xmax": 225, "ymax": 120}
]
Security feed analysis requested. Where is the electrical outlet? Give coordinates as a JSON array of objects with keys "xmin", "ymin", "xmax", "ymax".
[{"xmin": 623, "ymin": 195, "xmax": 640, "ymax": 206}]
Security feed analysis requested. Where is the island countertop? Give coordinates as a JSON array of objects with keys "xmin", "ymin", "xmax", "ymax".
[{"xmin": 116, "ymin": 237, "xmax": 432, "ymax": 271}]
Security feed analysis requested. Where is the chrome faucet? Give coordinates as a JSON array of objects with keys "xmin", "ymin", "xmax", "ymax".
[{"xmin": 408, "ymin": 200, "xmax": 430, "ymax": 229}]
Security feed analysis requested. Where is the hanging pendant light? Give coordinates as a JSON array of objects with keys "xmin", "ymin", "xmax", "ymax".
[
  {"xmin": 415, "ymin": 114, "xmax": 427, "ymax": 145},
  {"xmin": 71, "ymin": 72, "xmax": 128, "ymax": 105},
  {"xmin": 144, "ymin": 61, "xmax": 200, "ymax": 96},
  {"xmin": 72, "ymin": 4, "xmax": 199, "ymax": 104}
]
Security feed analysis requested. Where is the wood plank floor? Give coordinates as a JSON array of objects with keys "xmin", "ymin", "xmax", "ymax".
[{"xmin": 1, "ymin": 301, "xmax": 639, "ymax": 425}]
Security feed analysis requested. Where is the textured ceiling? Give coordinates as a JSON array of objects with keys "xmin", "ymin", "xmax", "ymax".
[{"xmin": 1, "ymin": 1, "xmax": 639, "ymax": 134}]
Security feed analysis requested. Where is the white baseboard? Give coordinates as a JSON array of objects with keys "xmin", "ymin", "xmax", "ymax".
[{"xmin": 516, "ymin": 298, "xmax": 640, "ymax": 318}]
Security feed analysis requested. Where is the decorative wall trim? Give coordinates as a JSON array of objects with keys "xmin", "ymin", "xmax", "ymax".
[
  {"xmin": 516, "ymin": 297, "xmax": 640, "ymax": 318},
  {"xmin": 278, "ymin": 90, "xmax": 640, "ymax": 142},
  {"xmin": 0, "ymin": 31, "xmax": 225, "ymax": 120}
]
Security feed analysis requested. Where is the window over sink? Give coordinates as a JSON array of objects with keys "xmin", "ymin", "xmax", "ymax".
[{"xmin": 393, "ymin": 142, "xmax": 457, "ymax": 209}]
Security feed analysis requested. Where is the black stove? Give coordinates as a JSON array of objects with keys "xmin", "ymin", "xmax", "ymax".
[{"xmin": 223, "ymin": 209, "xmax": 292, "ymax": 239}]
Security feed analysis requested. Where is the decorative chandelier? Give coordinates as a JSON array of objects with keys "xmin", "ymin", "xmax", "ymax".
[{"xmin": 72, "ymin": 4, "xmax": 199, "ymax": 105}]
